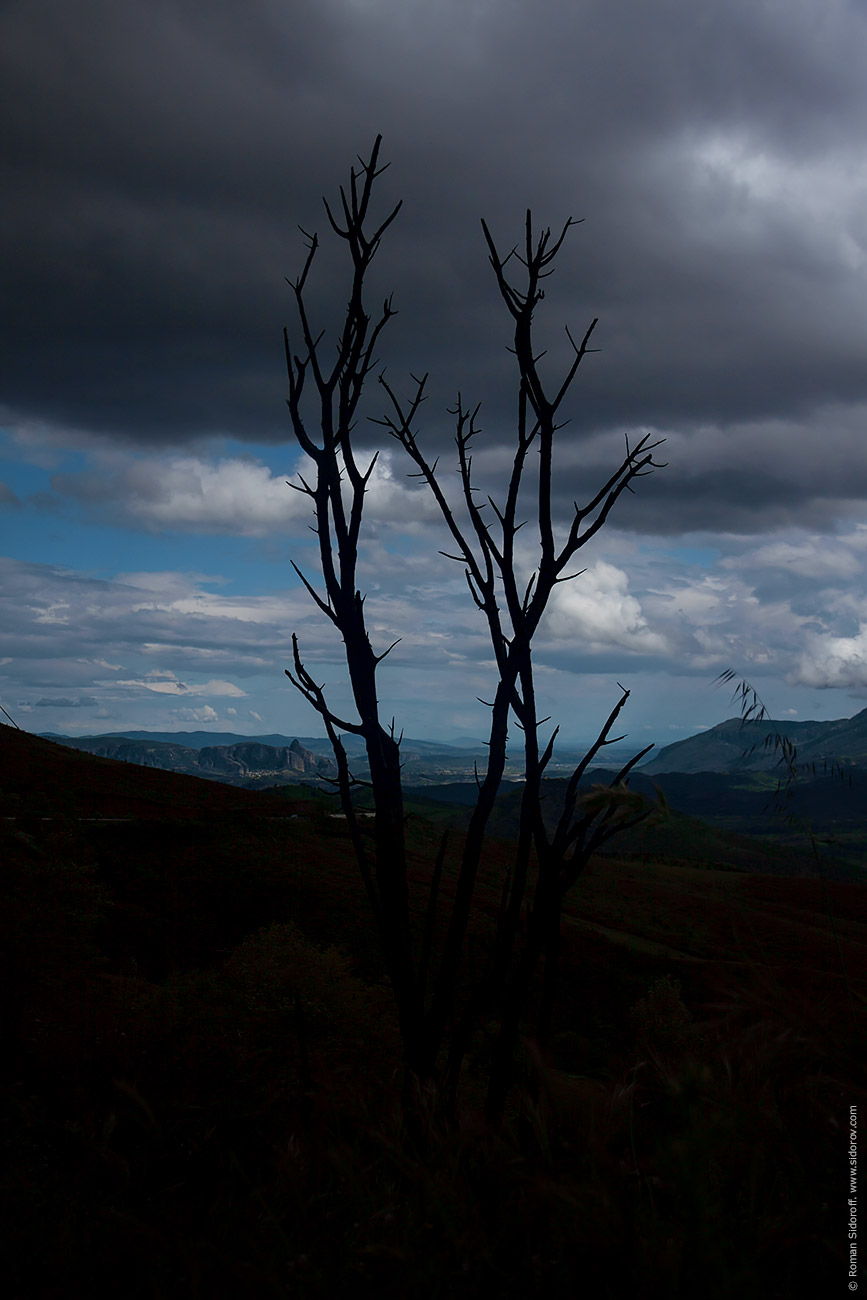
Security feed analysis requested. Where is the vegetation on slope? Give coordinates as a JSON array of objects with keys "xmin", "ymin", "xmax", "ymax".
[
  {"xmin": 642, "ymin": 706, "xmax": 867, "ymax": 774},
  {"xmin": 2, "ymin": 726, "xmax": 865, "ymax": 1297}
]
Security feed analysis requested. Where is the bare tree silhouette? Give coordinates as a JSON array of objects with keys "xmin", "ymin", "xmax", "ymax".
[{"xmin": 283, "ymin": 137, "xmax": 665, "ymax": 1128}]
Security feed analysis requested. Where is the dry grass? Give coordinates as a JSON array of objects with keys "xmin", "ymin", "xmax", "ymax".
[{"xmin": 2, "ymin": 729, "xmax": 865, "ymax": 1297}]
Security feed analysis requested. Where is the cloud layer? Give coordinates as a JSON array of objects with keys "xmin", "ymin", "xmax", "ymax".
[
  {"xmin": 4, "ymin": 509, "xmax": 867, "ymax": 738},
  {"xmin": 3, "ymin": 0, "xmax": 867, "ymax": 738},
  {"xmin": 46, "ymin": 448, "xmax": 437, "ymax": 535}
]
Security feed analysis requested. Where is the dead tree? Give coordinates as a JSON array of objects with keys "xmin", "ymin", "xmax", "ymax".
[{"xmin": 284, "ymin": 138, "xmax": 665, "ymax": 1128}]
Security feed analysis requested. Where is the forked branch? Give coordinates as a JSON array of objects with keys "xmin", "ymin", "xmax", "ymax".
[{"xmin": 282, "ymin": 142, "xmax": 664, "ymax": 1128}]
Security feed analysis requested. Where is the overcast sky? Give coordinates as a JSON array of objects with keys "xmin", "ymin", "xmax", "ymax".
[{"xmin": 3, "ymin": 0, "xmax": 867, "ymax": 749}]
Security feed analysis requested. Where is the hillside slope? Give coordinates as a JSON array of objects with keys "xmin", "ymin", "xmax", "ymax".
[
  {"xmin": 642, "ymin": 707, "xmax": 867, "ymax": 774},
  {"xmin": 0, "ymin": 723, "xmax": 296, "ymax": 819}
]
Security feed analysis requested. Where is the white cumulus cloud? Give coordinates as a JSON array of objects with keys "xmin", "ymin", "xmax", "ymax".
[
  {"xmin": 52, "ymin": 449, "xmax": 437, "ymax": 536},
  {"xmin": 115, "ymin": 670, "xmax": 246, "ymax": 697},
  {"xmin": 792, "ymin": 622, "xmax": 867, "ymax": 688},
  {"xmin": 722, "ymin": 534, "xmax": 864, "ymax": 580},
  {"xmin": 543, "ymin": 561, "xmax": 670, "ymax": 655},
  {"xmin": 176, "ymin": 705, "xmax": 219, "ymax": 723}
]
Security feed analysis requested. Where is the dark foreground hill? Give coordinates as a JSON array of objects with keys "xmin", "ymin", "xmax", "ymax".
[
  {"xmin": 405, "ymin": 765, "xmax": 867, "ymax": 881},
  {"xmin": 0, "ymin": 722, "xmax": 300, "ymax": 819},
  {"xmin": 4, "ymin": 723, "xmax": 867, "ymax": 1296}
]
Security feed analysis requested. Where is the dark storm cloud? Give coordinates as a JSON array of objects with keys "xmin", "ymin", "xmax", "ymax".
[
  {"xmin": 538, "ymin": 401, "xmax": 867, "ymax": 536},
  {"xmin": 3, "ymin": 0, "xmax": 867, "ymax": 532}
]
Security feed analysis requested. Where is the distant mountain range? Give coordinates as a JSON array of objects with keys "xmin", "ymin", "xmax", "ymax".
[
  {"xmin": 39, "ymin": 730, "xmax": 493, "ymax": 786},
  {"xmin": 40, "ymin": 706, "xmax": 867, "ymax": 786},
  {"xmin": 40, "ymin": 730, "xmax": 641, "ymax": 785},
  {"xmin": 40, "ymin": 733, "xmax": 336, "ymax": 784},
  {"xmin": 42, "ymin": 729, "xmax": 350, "ymax": 751},
  {"xmin": 643, "ymin": 707, "xmax": 867, "ymax": 774},
  {"xmin": 11, "ymin": 722, "xmax": 863, "ymax": 879}
]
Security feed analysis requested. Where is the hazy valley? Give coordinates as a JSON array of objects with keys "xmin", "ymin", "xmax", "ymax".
[{"xmin": 42, "ymin": 708, "xmax": 867, "ymax": 879}]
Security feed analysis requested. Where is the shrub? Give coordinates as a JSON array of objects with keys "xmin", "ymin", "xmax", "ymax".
[{"xmin": 629, "ymin": 974, "xmax": 694, "ymax": 1055}]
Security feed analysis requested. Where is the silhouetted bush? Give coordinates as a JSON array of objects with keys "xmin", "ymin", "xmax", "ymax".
[{"xmin": 629, "ymin": 974, "xmax": 695, "ymax": 1056}]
